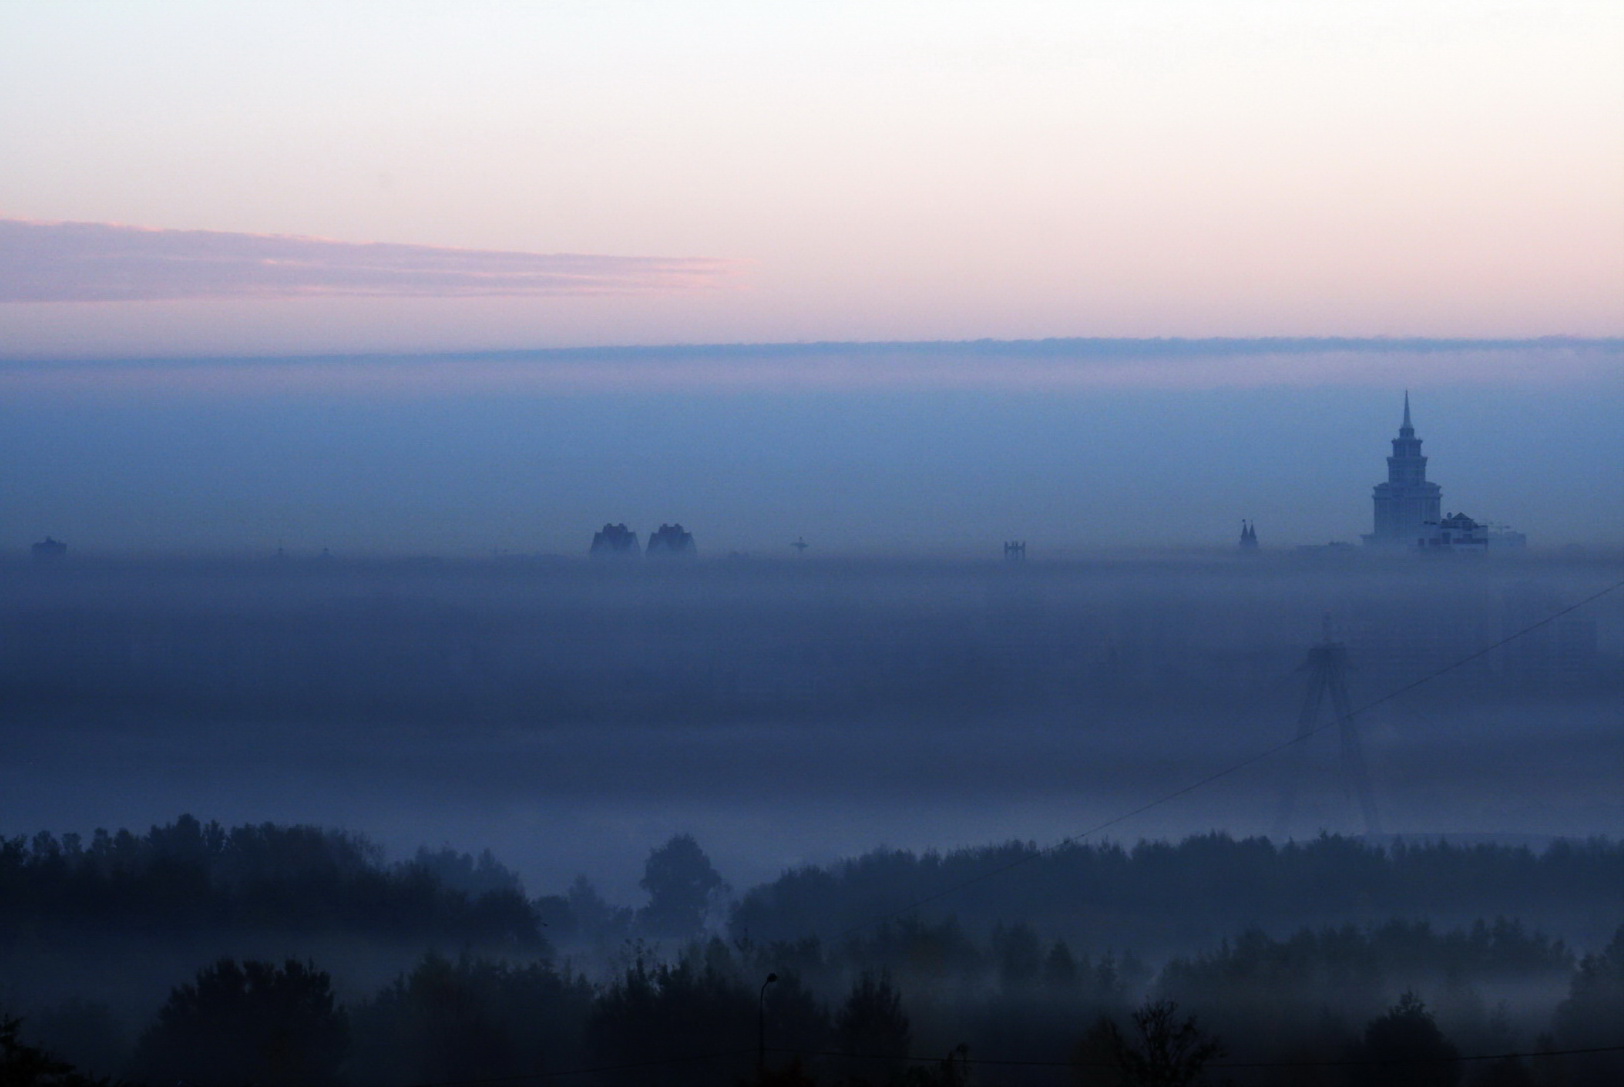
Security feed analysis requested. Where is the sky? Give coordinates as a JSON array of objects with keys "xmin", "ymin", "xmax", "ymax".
[
  {"xmin": 1, "ymin": 3, "xmax": 1621, "ymax": 551},
  {"xmin": 1, "ymin": 1, "xmax": 1621, "ymax": 356}
]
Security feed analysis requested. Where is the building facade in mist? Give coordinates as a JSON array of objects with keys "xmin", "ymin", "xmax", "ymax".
[
  {"xmin": 589, "ymin": 523, "xmax": 640, "ymax": 558},
  {"xmin": 1416, "ymin": 511, "xmax": 1488, "ymax": 553},
  {"xmin": 1364, "ymin": 393, "xmax": 1442, "ymax": 548},
  {"xmin": 30, "ymin": 537, "xmax": 68, "ymax": 561},
  {"xmin": 645, "ymin": 523, "xmax": 696, "ymax": 557}
]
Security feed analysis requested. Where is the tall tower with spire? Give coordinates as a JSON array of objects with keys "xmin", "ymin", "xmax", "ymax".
[{"xmin": 1364, "ymin": 392, "xmax": 1442, "ymax": 547}]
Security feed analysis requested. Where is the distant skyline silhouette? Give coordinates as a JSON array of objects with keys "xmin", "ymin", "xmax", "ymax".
[{"xmin": 3, "ymin": 351, "xmax": 1618, "ymax": 554}]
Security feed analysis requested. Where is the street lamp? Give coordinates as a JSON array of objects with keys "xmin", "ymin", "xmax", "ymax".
[{"xmin": 757, "ymin": 972, "xmax": 779, "ymax": 1079}]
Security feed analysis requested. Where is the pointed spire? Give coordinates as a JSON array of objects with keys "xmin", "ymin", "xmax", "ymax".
[{"xmin": 1402, "ymin": 390, "xmax": 1412, "ymax": 431}]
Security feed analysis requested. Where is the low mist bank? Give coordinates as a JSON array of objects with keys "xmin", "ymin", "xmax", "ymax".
[
  {"xmin": 2, "ymin": 553, "xmax": 1619, "ymax": 898},
  {"xmin": 3, "ymin": 554, "xmax": 1619, "ymax": 1082},
  {"xmin": 5, "ymin": 552, "xmax": 1618, "ymax": 727}
]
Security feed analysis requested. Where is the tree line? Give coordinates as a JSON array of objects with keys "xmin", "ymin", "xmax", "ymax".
[
  {"xmin": 10, "ymin": 823, "xmax": 1614, "ymax": 955},
  {"xmin": 6, "ymin": 926, "xmax": 1621, "ymax": 1086},
  {"xmin": 2, "ymin": 819, "xmax": 1620, "ymax": 1084},
  {"xmin": 730, "ymin": 833, "xmax": 1623, "ymax": 951},
  {"xmin": 0, "ymin": 814, "xmax": 540, "ymax": 948}
]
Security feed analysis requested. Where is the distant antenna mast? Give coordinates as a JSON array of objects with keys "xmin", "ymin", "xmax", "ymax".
[{"xmin": 1275, "ymin": 615, "xmax": 1383, "ymax": 839}]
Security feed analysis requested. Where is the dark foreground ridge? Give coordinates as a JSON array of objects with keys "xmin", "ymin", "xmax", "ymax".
[{"xmin": 1, "ymin": 818, "xmax": 1621, "ymax": 1085}]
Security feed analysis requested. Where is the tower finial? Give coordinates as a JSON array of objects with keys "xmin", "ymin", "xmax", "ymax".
[{"xmin": 1402, "ymin": 390, "xmax": 1412, "ymax": 430}]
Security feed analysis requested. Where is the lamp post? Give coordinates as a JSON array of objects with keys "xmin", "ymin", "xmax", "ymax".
[{"xmin": 757, "ymin": 972, "xmax": 779, "ymax": 1079}]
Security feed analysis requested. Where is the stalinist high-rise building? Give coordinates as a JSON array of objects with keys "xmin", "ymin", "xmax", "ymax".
[{"xmin": 1364, "ymin": 392, "xmax": 1442, "ymax": 547}]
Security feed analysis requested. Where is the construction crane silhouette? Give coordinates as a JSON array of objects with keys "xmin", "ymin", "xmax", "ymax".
[{"xmin": 1275, "ymin": 615, "xmax": 1383, "ymax": 840}]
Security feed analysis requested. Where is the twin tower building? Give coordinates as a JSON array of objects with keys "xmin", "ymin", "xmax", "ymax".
[{"xmin": 590, "ymin": 522, "xmax": 696, "ymax": 558}]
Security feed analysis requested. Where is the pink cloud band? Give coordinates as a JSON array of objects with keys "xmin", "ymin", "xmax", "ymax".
[{"xmin": 0, "ymin": 218, "xmax": 736, "ymax": 302}]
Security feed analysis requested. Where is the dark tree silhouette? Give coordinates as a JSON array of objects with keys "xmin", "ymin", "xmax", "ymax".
[
  {"xmin": 1551, "ymin": 924, "xmax": 1624, "ymax": 1084},
  {"xmin": 133, "ymin": 959, "xmax": 348, "ymax": 1087},
  {"xmin": 408, "ymin": 845, "xmax": 525, "ymax": 896},
  {"xmin": 20, "ymin": 1000, "xmax": 126, "ymax": 1082},
  {"xmin": 566, "ymin": 872, "xmax": 635, "ymax": 947},
  {"xmin": 0, "ymin": 1012, "xmax": 97, "ymax": 1087},
  {"xmin": 750, "ymin": 1055, "xmax": 819, "ymax": 1086},
  {"xmin": 1075, "ymin": 999, "xmax": 1225, "ymax": 1087},
  {"xmin": 1464, "ymin": 1054, "xmax": 1536, "ymax": 1087},
  {"xmin": 0, "ymin": 816, "xmax": 548, "ymax": 951},
  {"xmin": 1045, "ymin": 938, "xmax": 1080, "ymax": 991},
  {"xmin": 350, "ymin": 952, "xmax": 592, "ymax": 1085},
  {"xmin": 835, "ymin": 970, "xmax": 911, "ymax": 1084},
  {"xmin": 1350, "ymin": 991, "xmax": 1459, "ymax": 1087},
  {"xmin": 638, "ymin": 834, "xmax": 727, "ymax": 939},
  {"xmin": 729, "ymin": 835, "xmax": 1624, "ymax": 953},
  {"xmin": 845, "ymin": 916, "xmax": 983, "ymax": 987},
  {"xmin": 586, "ymin": 946, "xmax": 758, "ymax": 1086},
  {"xmin": 993, "ymin": 921, "xmax": 1044, "ymax": 991}
]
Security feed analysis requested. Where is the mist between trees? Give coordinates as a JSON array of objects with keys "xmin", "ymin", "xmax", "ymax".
[
  {"xmin": 1, "ymin": 817, "xmax": 1620, "ymax": 1086},
  {"xmin": 2, "ymin": 554, "xmax": 1620, "ymax": 1082}
]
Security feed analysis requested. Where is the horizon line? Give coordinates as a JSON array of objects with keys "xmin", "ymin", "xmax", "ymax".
[{"xmin": 4, "ymin": 334, "xmax": 1621, "ymax": 368}]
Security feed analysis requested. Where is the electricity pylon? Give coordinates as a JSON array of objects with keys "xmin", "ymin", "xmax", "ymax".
[{"xmin": 1274, "ymin": 618, "xmax": 1383, "ymax": 839}]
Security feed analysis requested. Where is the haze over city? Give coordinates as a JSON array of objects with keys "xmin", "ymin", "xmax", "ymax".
[{"xmin": 1, "ymin": 4, "xmax": 1621, "ymax": 1085}]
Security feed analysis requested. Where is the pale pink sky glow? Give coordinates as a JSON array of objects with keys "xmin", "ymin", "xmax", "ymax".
[{"xmin": 1, "ymin": 2, "xmax": 1621, "ymax": 361}]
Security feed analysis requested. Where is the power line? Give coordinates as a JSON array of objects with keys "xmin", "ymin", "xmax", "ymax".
[
  {"xmin": 840, "ymin": 575, "xmax": 1624, "ymax": 938},
  {"xmin": 768, "ymin": 1041, "xmax": 1624, "ymax": 1072},
  {"xmin": 256, "ymin": 577, "xmax": 1624, "ymax": 1087},
  {"xmin": 404, "ymin": 1042, "xmax": 1624, "ymax": 1087},
  {"xmin": 407, "ymin": 1049, "xmax": 736, "ymax": 1086},
  {"xmin": 1215, "ymin": 1043, "xmax": 1624, "ymax": 1071}
]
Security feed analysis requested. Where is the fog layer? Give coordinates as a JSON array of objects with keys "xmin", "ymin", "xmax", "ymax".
[{"xmin": 3, "ymin": 552, "xmax": 1618, "ymax": 900}]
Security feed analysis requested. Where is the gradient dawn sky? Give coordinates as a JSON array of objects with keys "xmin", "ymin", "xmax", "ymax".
[
  {"xmin": 2, "ymin": 1, "xmax": 1621, "ymax": 357},
  {"xmin": 2, "ymin": 4, "xmax": 1621, "ymax": 554}
]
